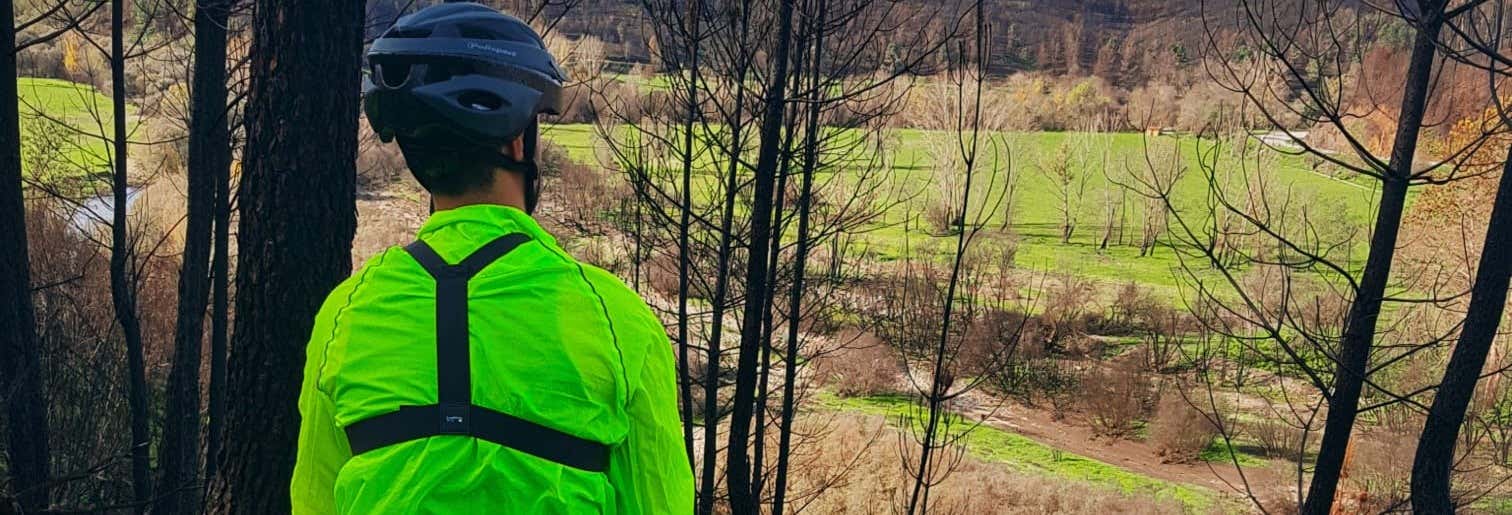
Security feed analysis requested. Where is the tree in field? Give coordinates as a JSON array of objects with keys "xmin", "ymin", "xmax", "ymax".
[
  {"xmin": 1124, "ymin": 139, "xmax": 1184, "ymax": 257},
  {"xmin": 156, "ymin": 0, "xmax": 235, "ymax": 512},
  {"xmin": 206, "ymin": 0, "xmax": 365, "ymax": 512},
  {"xmin": 1, "ymin": 0, "xmax": 50, "ymax": 510},
  {"xmin": 1037, "ymin": 139, "xmax": 1089, "ymax": 244},
  {"xmin": 1120, "ymin": 1, "xmax": 1509, "ymax": 511}
]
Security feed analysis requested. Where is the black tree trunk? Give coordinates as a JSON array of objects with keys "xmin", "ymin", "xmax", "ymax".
[
  {"xmin": 1300, "ymin": 4, "xmax": 1442, "ymax": 512},
  {"xmin": 0, "ymin": 0, "xmax": 51, "ymax": 510},
  {"xmin": 156, "ymin": 0, "xmax": 233, "ymax": 511},
  {"xmin": 206, "ymin": 0, "xmax": 364, "ymax": 512},
  {"xmin": 204, "ymin": 97, "xmax": 233, "ymax": 488},
  {"xmin": 725, "ymin": 0, "xmax": 795, "ymax": 511},
  {"xmin": 1410, "ymin": 145, "xmax": 1512, "ymax": 513},
  {"xmin": 109, "ymin": 1, "xmax": 154, "ymax": 511}
]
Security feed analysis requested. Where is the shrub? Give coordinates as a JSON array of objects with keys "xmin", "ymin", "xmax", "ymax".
[
  {"xmin": 28, "ymin": 202, "xmax": 180, "ymax": 506},
  {"xmin": 642, "ymin": 251, "xmax": 683, "ymax": 300},
  {"xmin": 1341, "ymin": 432, "xmax": 1414, "ymax": 514},
  {"xmin": 544, "ymin": 141, "xmax": 628, "ymax": 230},
  {"xmin": 569, "ymin": 236, "xmax": 628, "ymax": 276},
  {"xmin": 1081, "ymin": 367, "xmax": 1153, "ymax": 439},
  {"xmin": 813, "ymin": 331, "xmax": 901, "ymax": 398},
  {"xmin": 925, "ymin": 198, "xmax": 964, "ymax": 235},
  {"xmin": 1137, "ymin": 305, "xmax": 1186, "ymax": 374},
  {"xmin": 1250, "ymin": 417, "xmax": 1306, "ymax": 461},
  {"xmin": 990, "ymin": 357, "xmax": 1079, "ymax": 419},
  {"xmin": 795, "ymin": 286, "xmax": 850, "ymax": 336},
  {"xmin": 958, "ymin": 308, "xmax": 1031, "ymax": 377},
  {"xmin": 1039, "ymin": 273, "xmax": 1095, "ymax": 354},
  {"xmin": 1150, "ymin": 392, "xmax": 1218, "ymax": 464},
  {"xmin": 1097, "ymin": 281, "xmax": 1160, "ymax": 334}
]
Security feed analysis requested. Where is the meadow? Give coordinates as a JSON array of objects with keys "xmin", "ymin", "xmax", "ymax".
[
  {"xmin": 539, "ymin": 122, "xmax": 1381, "ymax": 300},
  {"xmin": 16, "ymin": 77, "xmax": 136, "ymax": 188}
]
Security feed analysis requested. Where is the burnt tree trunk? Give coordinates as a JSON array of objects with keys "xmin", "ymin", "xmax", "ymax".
[
  {"xmin": 1410, "ymin": 145, "xmax": 1512, "ymax": 514},
  {"xmin": 206, "ymin": 0, "xmax": 364, "ymax": 512},
  {"xmin": 772, "ymin": 2, "xmax": 827, "ymax": 507},
  {"xmin": 108, "ymin": 0, "xmax": 155, "ymax": 511},
  {"xmin": 156, "ymin": 0, "xmax": 233, "ymax": 512},
  {"xmin": 204, "ymin": 93, "xmax": 233, "ymax": 488},
  {"xmin": 698, "ymin": 8, "xmax": 755, "ymax": 514},
  {"xmin": 676, "ymin": 0, "xmax": 701, "ymax": 482},
  {"xmin": 725, "ymin": 0, "xmax": 795, "ymax": 511},
  {"xmin": 1300, "ymin": 3, "xmax": 1443, "ymax": 513},
  {"xmin": 0, "ymin": 0, "xmax": 51, "ymax": 510}
]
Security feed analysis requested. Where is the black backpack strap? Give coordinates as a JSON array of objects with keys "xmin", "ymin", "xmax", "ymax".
[{"xmin": 343, "ymin": 233, "xmax": 611, "ymax": 472}]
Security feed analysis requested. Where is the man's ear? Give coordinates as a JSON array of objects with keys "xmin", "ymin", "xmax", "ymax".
[{"xmin": 508, "ymin": 136, "xmax": 525, "ymax": 162}]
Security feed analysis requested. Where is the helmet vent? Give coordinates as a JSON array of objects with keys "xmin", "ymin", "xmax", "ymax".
[
  {"xmin": 457, "ymin": 90, "xmax": 504, "ymax": 111},
  {"xmin": 373, "ymin": 58, "xmax": 415, "ymax": 88},
  {"xmin": 458, "ymin": 24, "xmax": 504, "ymax": 40},
  {"xmin": 387, "ymin": 28, "xmax": 432, "ymax": 39}
]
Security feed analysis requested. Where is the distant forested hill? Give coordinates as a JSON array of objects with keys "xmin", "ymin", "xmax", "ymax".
[{"xmin": 365, "ymin": 0, "xmax": 1234, "ymax": 86}]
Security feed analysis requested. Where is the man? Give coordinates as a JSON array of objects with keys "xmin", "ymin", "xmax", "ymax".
[{"xmin": 290, "ymin": 3, "xmax": 692, "ymax": 513}]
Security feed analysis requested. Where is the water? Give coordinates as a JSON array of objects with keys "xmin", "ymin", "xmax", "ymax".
[{"xmin": 70, "ymin": 186, "xmax": 141, "ymax": 232}]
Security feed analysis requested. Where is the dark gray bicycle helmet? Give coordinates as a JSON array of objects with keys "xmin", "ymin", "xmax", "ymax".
[{"xmin": 363, "ymin": 2, "xmax": 564, "ymax": 211}]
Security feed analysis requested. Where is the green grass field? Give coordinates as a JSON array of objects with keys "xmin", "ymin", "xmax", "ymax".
[
  {"xmin": 17, "ymin": 77, "xmax": 135, "ymax": 187},
  {"xmin": 540, "ymin": 122, "xmax": 1380, "ymax": 300},
  {"xmin": 815, "ymin": 391, "xmax": 1242, "ymax": 513}
]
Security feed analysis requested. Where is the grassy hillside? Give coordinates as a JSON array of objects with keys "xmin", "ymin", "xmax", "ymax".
[
  {"xmin": 17, "ymin": 77, "xmax": 135, "ymax": 186},
  {"xmin": 541, "ymin": 122, "xmax": 1379, "ymax": 298}
]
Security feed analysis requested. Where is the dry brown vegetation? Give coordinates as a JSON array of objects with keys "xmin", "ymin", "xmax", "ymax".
[
  {"xmin": 1081, "ymin": 366, "xmax": 1154, "ymax": 439},
  {"xmin": 812, "ymin": 330, "xmax": 902, "ymax": 398},
  {"xmin": 1150, "ymin": 391, "xmax": 1218, "ymax": 464},
  {"xmin": 23, "ymin": 202, "xmax": 182, "ymax": 505}
]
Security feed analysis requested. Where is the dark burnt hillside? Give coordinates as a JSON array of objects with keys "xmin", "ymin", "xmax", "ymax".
[
  {"xmin": 367, "ymin": 0, "xmax": 1224, "ymax": 86},
  {"xmin": 987, "ymin": 0, "xmax": 1214, "ymax": 85}
]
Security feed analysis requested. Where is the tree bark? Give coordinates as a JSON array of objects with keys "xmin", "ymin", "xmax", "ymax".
[
  {"xmin": 1300, "ymin": 3, "xmax": 1443, "ymax": 512},
  {"xmin": 0, "ymin": 0, "xmax": 52, "ymax": 510},
  {"xmin": 676, "ymin": 0, "xmax": 701, "ymax": 485},
  {"xmin": 156, "ymin": 0, "xmax": 232, "ymax": 512},
  {"xmin": 206, "ymin": 0, "xmax": 364, "ymax": 512},
  {"xmin": 725, "ymin": 0, "xmax": 795, "ymax": 511},
  {"xmin": 698, "ymin": 8, "xmax": 755, "ymax": 513},
  {"xmin": 772, "ymin": 4, "xmax": 827, "ymax": 507},
  {"xmin": 204, "ymin": 91, "xmax": 233, "ymax": 489},
  {"xmin": 1410, "ymin": 144, "xmax": 1512, "ymax": 514},
  {"xmin": 108, "ymin": 1, "xmax": 155, "ymax": 511}
]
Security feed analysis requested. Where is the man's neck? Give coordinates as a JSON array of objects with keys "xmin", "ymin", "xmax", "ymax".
[{"xmin": 431, "ymin": 171, "xmax": 528, "ymax": 212}]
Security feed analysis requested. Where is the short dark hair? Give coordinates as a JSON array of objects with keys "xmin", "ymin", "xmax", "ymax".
[
  {"xmin": 397, "ymin": 135, "xmax": 500, "ymax": 196},
  {"xmin": 395, "ymin": 121, "xmax": 539, "ymax": 197}
]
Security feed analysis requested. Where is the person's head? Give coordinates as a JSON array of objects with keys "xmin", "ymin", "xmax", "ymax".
[{"xmin": 362, "ymin": 2, "xmax": 564, "ymax": 212}]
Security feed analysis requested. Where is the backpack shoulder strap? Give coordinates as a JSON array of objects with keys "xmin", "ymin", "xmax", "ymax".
[{"xmin": 343, "ymin": 233, "xmax": 611, "ymax": 472}]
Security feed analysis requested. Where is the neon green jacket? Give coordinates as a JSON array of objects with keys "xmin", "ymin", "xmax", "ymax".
[{"xmin": 291, "ymin": 204, "xmax": 692, "ymax": 514}]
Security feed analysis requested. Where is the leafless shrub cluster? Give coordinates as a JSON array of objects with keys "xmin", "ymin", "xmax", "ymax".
[
  {"xmin": 1081, "ymin": 366, "xmax": 1153, "ymax": 439},
  {"xmin": 1150, "ymin": 391, "xmax": 1218, "ymax": 464},
  {"xmin": 811, "ymin": 330, "xmax": 902, "ymax": 398},
  {"xmin": 989, "ymin": 357, "xmax": 1081, "ymax": 420},
  {"xmin": 1038, "ymin": 273, "xmax": 1095, "ymax": 354}
]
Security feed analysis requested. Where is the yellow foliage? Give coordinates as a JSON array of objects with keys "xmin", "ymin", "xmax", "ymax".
[{"xmin": 63, "ymin": 33, "xmax": 80, "ymax": 76}]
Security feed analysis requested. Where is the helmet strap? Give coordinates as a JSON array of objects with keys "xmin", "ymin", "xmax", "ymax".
[{"xmin": 491, "ymin": 121, "xmax": 540, "ymax": 214}]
